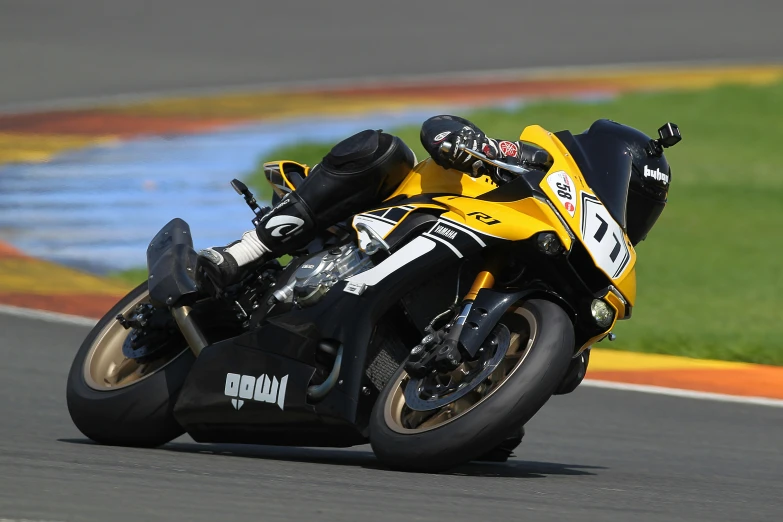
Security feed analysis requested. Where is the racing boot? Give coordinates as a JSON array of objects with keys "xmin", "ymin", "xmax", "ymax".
[
  {"xmin": 196, "ymin": 191, "xmax": 317, "ymax": 296},
  {"xmin": 196, "ymin": 229, "xmax": 272, "ymax": 296}
]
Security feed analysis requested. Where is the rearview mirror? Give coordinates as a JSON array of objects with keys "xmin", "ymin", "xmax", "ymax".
[{"xmin": 231, "ymin": 178, "xmax": 250, "ymax": 196}]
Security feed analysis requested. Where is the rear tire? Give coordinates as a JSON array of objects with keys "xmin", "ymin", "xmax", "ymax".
[
  {"xmin": 66, "ymin": 283, "xmax": 194, "ymax": 447},
  {"xmin": 369, "ymin": 299, "xmax": 573, "ymax": 472}
]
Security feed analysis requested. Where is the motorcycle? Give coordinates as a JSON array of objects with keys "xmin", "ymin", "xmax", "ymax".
[{"xmin": 67, "ymin": 122, "xmax": 680, "ymax": 472}]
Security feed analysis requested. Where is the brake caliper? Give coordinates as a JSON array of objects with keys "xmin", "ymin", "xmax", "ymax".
[
  {"xmin": 116, "ymin": 304, "xmax": 179, "ymax": 361},
  {"xmin": 404, "ymin": 331, "xmax": 442, "ymax": 378},
  {"xmin": 404, "ymin": 330, "xmax": 465, "ymax": 377}
]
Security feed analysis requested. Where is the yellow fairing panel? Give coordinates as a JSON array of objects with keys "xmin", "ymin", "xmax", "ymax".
[
  {"xmin": 388, "ymin": 158, "xmax": 498, "ymax": 199},
  {"xmin": 519, "ymin": 126, "xmax": 637, "ymax": 307},
  {"xmin": 383, "ymin": 128, "xmax": 637, "ymax": 307},
  {"xmin": 604, "ymin": 284, "xmax": 631, "ymax": 320},
  {"xmin": 432, "ymin": 196, "xmax": 573, "ymax": 249},
  {"xmin": 388, "ymin": 158, "xmax": 571, "ymax": 246}
]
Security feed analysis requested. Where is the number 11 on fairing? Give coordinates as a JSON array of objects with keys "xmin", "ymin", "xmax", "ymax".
[
  {"xmin": 591, "ymin": 214, "xmax": 622, "ymax": 262},
  {"xmin": 580, "ymin": 194, "xmax": 631, "ymax": 279}
]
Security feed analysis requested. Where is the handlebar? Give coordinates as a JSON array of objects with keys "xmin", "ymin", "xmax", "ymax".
[{"xmin": 439, "ymin": 142, "xmax": 532, "ymax": 176}]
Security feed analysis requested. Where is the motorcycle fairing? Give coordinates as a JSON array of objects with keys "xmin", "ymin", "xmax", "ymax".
[
  {"xmin": 378, "ymin": 126, "xmax": 637, "ymax": 308},
  {"xmin": 351, "ymin": 205, "xmax": 416, "ymax": 243},
  {"xmin": 350, "ymin": 138, "xmax": 631, "ymax": 332},
  {"xmin": 354, "ymin": 184, "xmax": 573, "ymax": 262},
  {"xmin": 389, "ymin": 157, "xmax": 501, "ymax": 199},
  {"xmin": 173, "ymin": 219, "xmax": 465, "ymax": 443},
  {"xmin": 520, "ymin": 125, "xmax": 637, "ymax": 306},
  {"xmin": 432, "ymin": 196, "xmax": 574, "ymax": 249}
]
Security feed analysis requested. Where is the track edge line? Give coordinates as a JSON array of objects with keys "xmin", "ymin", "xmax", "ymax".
[
  {"xmin": 583, "ymin": 379, "xmax": 783, "ymax": 408},
  {"xmin": 0, "ymin": 303, "xmax": 97, "ymax": 327}
]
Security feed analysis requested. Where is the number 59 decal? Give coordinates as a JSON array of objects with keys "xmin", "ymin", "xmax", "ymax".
[{"xmin": 580, "ymin": 193, "xmax": 631, "ymax": 279}]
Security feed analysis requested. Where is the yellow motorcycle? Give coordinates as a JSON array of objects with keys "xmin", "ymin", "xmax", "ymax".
[{"xmin": 67, "ymin": 120, "xmax": 681, "ymax": 472}]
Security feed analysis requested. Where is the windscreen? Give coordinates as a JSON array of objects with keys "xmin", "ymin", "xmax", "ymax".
[{"xmin": 555, "ymin": 130, "xmax": 632, "ymax": 230}]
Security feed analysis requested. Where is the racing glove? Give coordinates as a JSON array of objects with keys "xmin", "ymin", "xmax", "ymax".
[
  {"xmin": 433, "ymin": 126, "xmax": 496, "ymax": 173},
  {"xmin": 436, "ymin": 130, "xmax": 553, "ymax": 180}
]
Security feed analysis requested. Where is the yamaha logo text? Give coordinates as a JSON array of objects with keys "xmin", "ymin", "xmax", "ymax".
[
  {"xmin": 433, "ymin": 225, "xmax": 457, "ymax": 240},
  {"xmin": 224, "ymin": 373, "xmax": 289, "ymax": 411}
]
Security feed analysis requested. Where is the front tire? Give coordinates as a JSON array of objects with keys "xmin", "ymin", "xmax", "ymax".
[
  {"xmin": 66, "ymin": 282, "xmax": 194, "ymax": 447},
  {"xmin": 369, "ymin": 299, "xmax": 573, "ymax": 472}
]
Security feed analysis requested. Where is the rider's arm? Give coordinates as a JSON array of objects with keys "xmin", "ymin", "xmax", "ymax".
[{"xmin": 420, "ymin": 115, "xmax": 551, "ymax": 174}]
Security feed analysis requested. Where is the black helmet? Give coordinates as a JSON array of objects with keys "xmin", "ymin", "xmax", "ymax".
[{"xmin": 569, "ymin": 119, "xmax": 681, "ymax": 245}]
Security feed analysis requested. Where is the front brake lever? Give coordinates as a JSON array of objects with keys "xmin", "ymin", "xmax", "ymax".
[{"xmin": 440, "ymin": 142, "xmax": 533, "ymax": 177}]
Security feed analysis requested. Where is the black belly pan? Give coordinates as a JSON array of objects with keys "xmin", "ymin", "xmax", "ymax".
[{"xmin": 173, "ymin": 323, "xmax": 366, "ymax": 447}]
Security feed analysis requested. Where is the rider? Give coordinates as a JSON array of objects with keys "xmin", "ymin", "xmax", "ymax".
[{"xmin": 195, "ymin": 115, "xmax": 552, "ymax": 295}]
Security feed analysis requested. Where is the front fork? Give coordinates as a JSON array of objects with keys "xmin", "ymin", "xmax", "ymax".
[
  {"xmin": 441, "ymin": 271, "xmax": 495, "ymax": 349},
  {"xmin": 405, "ymin": 269, "xmax": 497, "ymax": 376}
]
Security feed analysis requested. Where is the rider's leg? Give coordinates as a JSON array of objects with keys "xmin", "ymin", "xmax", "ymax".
[
  {"xmin": 195, "ymin": 190, "xmax": 316, "ymax": 295},
  {"xmin": 195, "ymin": 129, "xmax": 415, "ymax": 295}
]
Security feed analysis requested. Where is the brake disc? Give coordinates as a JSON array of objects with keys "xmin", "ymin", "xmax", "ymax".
[{"xmin": 403, "ymin": 324, "xmax": 510, "ymax": 412}]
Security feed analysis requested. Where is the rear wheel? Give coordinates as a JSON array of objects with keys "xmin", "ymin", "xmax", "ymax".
[
  {"xmin": 66, "ymin": 283, "xmax": 194, "ymax": 447},
  {"xmin": 369, "ymin": 299, "xmax": 573, "ymax": 472}
]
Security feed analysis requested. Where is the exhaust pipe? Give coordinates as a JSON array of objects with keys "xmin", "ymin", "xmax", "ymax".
[
  {"xmin": 307, "ymin": 342, "xmax": 343, "ymax": 402},
  {"xmin": 172, "ymin": 305, "xmax": 208, "ymax": 356}
]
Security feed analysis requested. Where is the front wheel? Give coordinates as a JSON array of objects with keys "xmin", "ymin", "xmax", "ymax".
[
  {"xmin": 369, "ymin": 299, "xmax": 574, "ymax": 472},
  {"xmin": 66, "ymin": 282, "xmax": 194, "ymax": 447}
]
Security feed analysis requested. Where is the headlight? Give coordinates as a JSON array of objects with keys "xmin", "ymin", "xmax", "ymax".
[
  {"xmin": 590, "ymin": 299, "xmax": 615, "ymax": 328},
  {"xmin": 537, "ymin": 232, "xmax": 562, "ymax": 255}
]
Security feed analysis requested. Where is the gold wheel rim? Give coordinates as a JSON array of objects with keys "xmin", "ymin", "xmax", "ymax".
[
  {"xmin": 384, "ymin": 306, "xmax": 537, "ymax": 434},
  {"xmin": 83, "ymin": 289, "xmax": 188, "ymax": 391}
]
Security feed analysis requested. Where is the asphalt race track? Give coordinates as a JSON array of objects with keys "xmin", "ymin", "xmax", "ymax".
[
  {"xmin": 1, "ymin": 0, "xmax": 783, "ymax": 108},
  {"xmin": 1, "ymin": 311, "xmax": 781, "ymax": 521},
  {"xmin": 2, "ymin": 0, "xmax": 783, "ymax": 519}
]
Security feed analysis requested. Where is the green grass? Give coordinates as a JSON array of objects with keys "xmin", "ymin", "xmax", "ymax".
[
  {"xmin": 106, "ymin": 267, "xmax": 148, "ymax": 286},
  {"xmin": 247, "ymin": 81, "xmax": 783, "ymax": 365}
]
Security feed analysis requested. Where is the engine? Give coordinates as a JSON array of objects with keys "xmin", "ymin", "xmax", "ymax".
[{"xmin": 271, "ymin": 244, "xmax": 373, "ymax": 307}]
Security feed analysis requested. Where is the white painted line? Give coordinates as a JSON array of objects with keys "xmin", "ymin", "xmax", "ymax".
[
  {"xmin": 583, "ymin": 379, "xmax": 783, "ymax": 408},
  {"xmin": 0, "ymin": 304, "xmax": 97, "ymax": 328}
]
